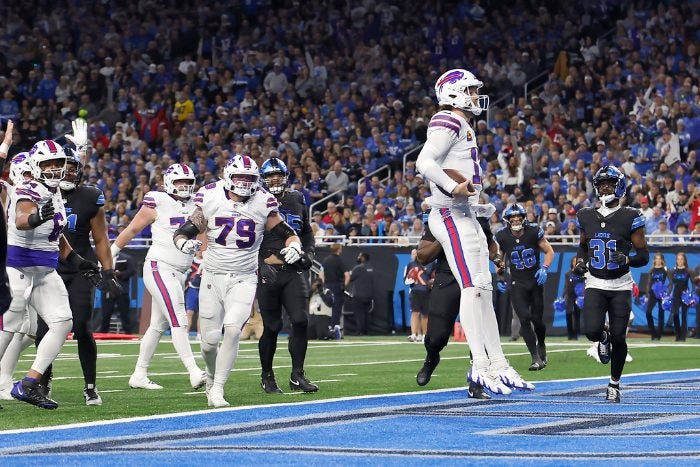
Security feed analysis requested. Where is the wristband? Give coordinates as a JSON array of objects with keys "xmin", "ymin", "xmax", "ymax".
[
  {"xmin": 0, "ymin": 142, "xmax": 9, "ymax": 154},
  {"xmin": 542, "ymin": 264, "xmax": 549, "ymax": 270}
]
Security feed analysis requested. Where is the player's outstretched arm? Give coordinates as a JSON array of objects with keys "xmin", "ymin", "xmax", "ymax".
[
  {"xmin": 266, "ymin": 212, "xmax": 302, "ymax": 264},
  {"xmin": 416, "ymin": 238, "xmax": 442, "ymax": 265},
  {"xmin": 111, "ymin": 204, "xmax": 158, "ymax": 261},
  {"xmin": 60, "ymin": 235, "xmax": 101, "ymax": 286},
  {"xmin": 0, "ymin": 120, "xmax": 14, "ymax": 174}
]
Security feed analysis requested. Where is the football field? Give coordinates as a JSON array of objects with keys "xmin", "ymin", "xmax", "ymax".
[{"xmin": 1, "ymin": 336, "xmax": 700, "ymax": 465}]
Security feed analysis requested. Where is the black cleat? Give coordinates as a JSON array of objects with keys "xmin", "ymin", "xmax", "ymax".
[
  {"xmin": 598, "ymin": 331, "xmax": 611, "ymax": 364},
  {"xmin": 606, "ymin": 384, "xmax": 621, "ymax": 403},
  {"xmin": 11, "ymin": 378, "xmax": 58, "ymax": 409},
  {"xmin": 538, "ymin": 342, "xmax": 547, "ymax": 366},
  {"xmin": 528, "ymin": 360, "xmax": 546, "ymax": 371},
  {"xmin": 416, "ymin": 354, "xmax": 440, "ymax": 386},
  {"xmin": 289, "ymin": 370, "xmax": 318, "ymax": 393},
  {"xmin": 467, "ymin": 381, "xmax": 491, "ymax": 400},
  {"xmin": 261, "ymin": 371, "xmax": 283, "ymax": 394}
]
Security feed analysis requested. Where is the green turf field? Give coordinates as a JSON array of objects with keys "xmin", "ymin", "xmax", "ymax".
[{"xmin": 1, "ymin": 336, "xmax": 699, "ymax": 431}]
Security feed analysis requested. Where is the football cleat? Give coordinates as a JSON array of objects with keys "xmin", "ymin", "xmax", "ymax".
[
  {"xmin": 586, "ymin": 344, "xmax": 601, "ymax": 363},
  {"xmin": 538, "ymin": 342, "xmax": 547, "ymax": 365},
  {"xmin": 498, "ymin": 366, "xmax": 535, "ymax": 391},
  {"xmin": 11, "ymin": 378, "xmax": 58, "ymax": 409},
  {"xmin": 528, "ymin": 360, "xmax": 546, "ymax": 371},
  {"xmin": 128, "ymin": 373, "xmax": 163, "ymax": 390},
  {"xmin": 0, "ymin": 381, "xmax": 13, "ymax": 400},
  {"xmin": 416, "ymin": 354, "xmax": 440, "ymax": 387},
  {"xmin": 598, "ymin": 331, "xmax": 611, "ymax": 364},
  {"xmin": 333, "ymin": 325, "xmax": 342, "ymax": 340},
  {"xmin": 625, "ymin": 353, "xmax": 633, "ymax": 363},
  {"xmin": 190, "ymin": 371, "xmax": 207, "ymax": 390},
  {"xmin": 207, "ymin": 386, "xmax": 230, "ymax": 408},
  {"xmin": 606, "ymin": 384, "xmax": 621, "ymax": 403},
  {"xmin": 467, "ymin": 367, "xmax": 512, "ymax": 395},
  {"xmin": 84, "ymin": 385, "xmax": 103, "ymax": 406},
  {"xmin": 467, "ymin": 381, "xmax": 491, "ymax": 400},
  {"xmin": 261, "ymin": 371, "xmax": 283, "ymax": 394},
  {"xmin": 289, "ymin": 370, "xmax": 318, "ymax": 393}
]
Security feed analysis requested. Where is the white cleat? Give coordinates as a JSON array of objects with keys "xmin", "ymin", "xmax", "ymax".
[
  {"xmin": 207, "ymin": 386, "xmax": 230, "ymax": 408},
  {"xmin": 128, "ymin": 374, "xmax": 163, "ymax": 390},
  {"xmin": 190, "ymin": 371, "xmax": 207, "ymax": 390},
  {"xmin": 587, "ymin": 345, "xmax": 602, "ymax": 363},
  {"xmin": 497, "ymin": 365, "xmax": 535, "ymax": 391},
  {"xmin": 0, "ymin": 382, "xmax": 13, "ymax": 400},
  {"xmin": 625, "ymin": 353, "xmax": 633, "ymax": 363},
  {"xmin": 468, "ymin": 367, "xmax": 512, "ymax": 395}
]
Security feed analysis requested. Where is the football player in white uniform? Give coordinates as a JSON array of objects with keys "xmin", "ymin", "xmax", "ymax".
[
  {"xmin": 416, "ymin": 69, "xmax": 534, "ymax": 395},
  {"xmin": 174, "ymin": 154, "xmax": 304, "ymax": 408},
  {"xmin": 0, "ymin": 152, "xmax": 40, "ymax": 401},
  {"xmin": 3, "ymin": 140, "xmax": 100, "ymax": 409},
  {"xmin": 111, "ymin": 163, "xmax": 207, "ymax": 391}
]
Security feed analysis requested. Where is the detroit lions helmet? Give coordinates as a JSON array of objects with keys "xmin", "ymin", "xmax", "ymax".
[
  {"xmin": 223, "ymin": 154, "xmax": 259, "ymax": 197},
  {"xmin": 260, "ymin": 157, "xmax": 289, "ymax": 195},
  {"xmin": 435, "ymin": 69, "xmax": 489, "ymax": 115},
  {"xmin": 503, "ymin": 204, "xmax": 527, "ymax": 232}
]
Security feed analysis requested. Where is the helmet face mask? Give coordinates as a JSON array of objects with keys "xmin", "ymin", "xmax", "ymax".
[
  {"xmin": 504, "ymin": 204, "xmax": 527, "ymax": 232},
  {"xmin": 224, "ymin": 154, "xmax": 259, "ymax": 197},
  {"xmin": 435, "ymin": 69, "xmax": 489, "ymax": 115},
  {"xmin": 593, "ymin": 166, "xmax": 625, "ymax": 206},
  {"xmin": 163, "ymin": 163, "xmax": 196, "ymax": 199},
  {"xmin": 29, "ymin": 140, "xmax": 67, "ymax": 188},
  {"xmin": 59, "ymin": 160, "xmax": 81, "ymax": 191},
  {"xmin": 260, "ymin": 157, "xmax": 289, "ymax": 195}
]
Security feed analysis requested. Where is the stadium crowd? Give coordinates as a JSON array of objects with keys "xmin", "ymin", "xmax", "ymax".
[{"xmin": 0, "ymin": 0, "xmax": 698, "ymax": 243}]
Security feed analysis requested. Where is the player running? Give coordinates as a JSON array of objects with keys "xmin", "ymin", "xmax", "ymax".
[
  {"xmin": 257, "ymin": 157, "xmax": 317, "ymax": 394},
  {"xmin": 495, "ymin": 204, "xmax": 554, "ymax": 371},
  {"xmin": 415, "ymin": 68, "xmax": 533, "ymax": 394},
  {"xmin": 173, "ymin": 154, "xmax": 304, "ymax": 408},
  {"xmin": 5, "ymin": 140, "xmax": 100, "ymax": 409},
  {"xmin": 111, "ymin": 163, "xmax": 207, "ymax": 392},
  {"xmin": 572, "ymin": 165, "xmax": 649, "ymax": 402}
]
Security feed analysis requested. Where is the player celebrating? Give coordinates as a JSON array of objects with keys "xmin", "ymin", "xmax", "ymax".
[
  {"xmin": 173, "ymin": 154, "xmax": 304, "ymax": 408},
  {"xmin": 257, "ymin": 157, "xmax": 317, "ymax": 394},
  {"xmin": 415, "ymin": 68, "xmax": 533, "ymax": 394},
  {"xmin": 111, "ymin": 163, "xmax": 207, "ymax": 391},
  {"xmin": 495, "ymin": 204, "xmax": 554, "ymax": 371},
  {"xmin": 572, "ymin": 166, "xmax": 649, "ymax": 402},
  {"xmin": 5, "ymin": 140, "xmax": 100, "ymax": 409}
]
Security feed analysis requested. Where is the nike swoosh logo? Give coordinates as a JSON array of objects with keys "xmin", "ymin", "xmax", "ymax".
[
  {"xmin": 16, "ymin": 385, "xmax": 23, "ymax": 396},
  {"xmin": 290, "ymin": 380, "xmax": 299, "ymax": 385}
]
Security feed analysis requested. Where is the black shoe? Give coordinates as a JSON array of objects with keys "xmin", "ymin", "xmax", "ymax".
[
  {"xmin": 84, "ymin": 385, "xmax": 103, "ymax": 405},
  {"xmin": 261, "ymin": 371, "xmax": 283, "ymax": 394},
  {"xmin": 289, "ymin": 370, "xmax": 318, "ymax": 393},
  {"xmin": 528, "ymin": 360, "xmax": 546, "ymax": 371},
  {"xmin": 467, "ymin": 381, "xmax": 491, "ymax": 400},
  {"xmin": 416, "ymin": 354, "xmax": 440, "ymax": 387},
  {"xmin": 11, "ymin": 378, "xmax": 58, "ymax": 409},
  {"xmin": 606, "ymin": 383, "xmax": 620, "ymax": 403},
  {"xmin": 598, "ymin": 331, "xmax": 611, "ymax": 364},
  {"xmin": 538, "ymin": 342, "xmax": 547, "ymax": 365}
]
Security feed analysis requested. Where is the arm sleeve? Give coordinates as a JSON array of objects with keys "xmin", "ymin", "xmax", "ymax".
[
  {"xmin": 300, "ymin": 200, "xmax": 316, "ymax": 258},
  {"xmin": 415, "ymin": 130, "xmax": 458, "ymax": 195}
]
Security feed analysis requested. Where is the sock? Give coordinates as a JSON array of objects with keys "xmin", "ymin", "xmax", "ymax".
[
  {"xmin": 76, "ymin": 333, "xmax": 98, "ymax": 386},
  {"xmin": 213, "ymin": 326, "xmax": 241, "ymax": 387},
  {"xmin": 0, "ymin": 333, "xmax": 34, "ymax": 386},
  {"xmin": 458, "ymin": 287, "xmax": 489, "ymax": 369},
  {"xmin": 477, "ymin": 288, "xmax": 507, "ymax": 369},
  {"xmin": 258, "ymin": 326, "xmax": 279, "ymax": 374},
  {"xmin": 170, "ymin": 326, "xmax": 199, "ymax": 373},
  {"xmin": 134, "ymin": 327, "xmax": 163, "ymax": 374},
  {"xmin": 30, "ymin": 320, "xmax": 72, "ymax": 374},
  {"xmin": 288, "ymin": 322, "xmax": 309, "ymax": 371},
  {"xmin": 609, "ymin": 378, "xmax": 619, "ymax": 387}
]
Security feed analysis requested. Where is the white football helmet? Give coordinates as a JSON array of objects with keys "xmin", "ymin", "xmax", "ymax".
[
  {"xmin": 28, "ymin": 140, "xmax": 67, "ymax": 188},
  {"xmin": 9, "ymin": 152, "xmax": 32, "ymax": 186},
  {"xmin": 435, "ymin": 69, "xmax": 489, "ymax": 115},
  {"xmin": 223, "ymin": 154, "xmax": 259, "ymax": 197},
  {"xmin": 163, "ymin": 163, "xmax": 196, "ymax": 198}
]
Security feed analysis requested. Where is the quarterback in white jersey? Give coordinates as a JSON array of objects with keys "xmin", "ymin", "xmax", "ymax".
[
  {"xmin": 111, "ymin": 163, "xmax": 206, "ymax": 391},
  {"xmin": 416, "ymin": 69, "xmax": 533, "ymax": 395},
  {"xmin": 174, "ymin": 154, "xmax": 303, "ymax": 408},
  {"xmin": 3, "ymin": 140, "xmax": 100, "ymax": 410}
]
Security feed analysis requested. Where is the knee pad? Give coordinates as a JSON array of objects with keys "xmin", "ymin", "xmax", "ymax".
[
  {"xmin": 50, "ymin": 319, "xmax": 73, "ymax": 339},
  {"xmin": 202, "ymin": 327, "xmax": 222, "ymax": 349}
]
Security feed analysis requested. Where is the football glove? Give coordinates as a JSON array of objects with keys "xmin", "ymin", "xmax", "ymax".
[
  {"xmin": 610, "ymin": 250, "xmax": 629, "ymax": 266},
  {"xmin": 280, "ymin": 241, "xmax": 302, "ymax": 264},
  {"xmin": 493, "ymin": 254, "xmax": 505, "ymax": 275},
  {"xmin": 496, "ymin": 280, "xmax": 508, "ymax": 293},
  {"xmin": 259, "ymin": 262, "xmax": 278, "ymax": 284},
  {"xmin": 299, "ymin": 253, "xmax": 313, "ymax": 271},
  {"xmin": 571, "ymin": 260, "xmax": 588, "ymax": 278},
  {"xmin": 175, "ymin": 238, "xmax": 202, "ymax": 255},
  {"xmin": 101, "ymin": 270, "xmax": 123, "ymax": 296},
  {"xmin": 535, "ymin": 266, "xmax": 548, "ymax": 286},
  {"xmin": 28, "ymin": 202, "xmax": 55, "ymax": 228},
  {"xmin": 65, "ymin": 118, "xmax": 89, "ymax": 151}
]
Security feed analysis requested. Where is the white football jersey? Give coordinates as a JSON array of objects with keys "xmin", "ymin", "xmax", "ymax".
[
  {"xmin": 7, "ymin": 179, "xmax": 66, "ymax": 270},
  {"xmin": 143, "ymin": 191, "xmax": 197, "ymax": 272},
  {"xmin": 425, "ymin": 110, "xmax": 482, "ymax": 208},
  {"xmin": 194, "ymin": 181, "xmax": 279, "ymax": 274}
]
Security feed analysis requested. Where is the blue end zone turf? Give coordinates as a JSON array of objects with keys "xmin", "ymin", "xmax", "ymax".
[{"xmin": 2, "ymin": 369, "xmax": 700, "ymax": 466}]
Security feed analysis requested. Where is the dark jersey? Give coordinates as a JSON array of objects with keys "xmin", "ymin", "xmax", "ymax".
[
  {"xmin": 58, "ymin": 185, "xmax": 105, "ymax": 275},
  {"xmin": 421, "ymin": 222, "xmax": 451, "ymax": 275},
  {"xmin": 576, "ymin": 206, "xmax": 645, "ymax": 280},
  {"xmin": 671, "ymin": 268, "xmax": 691, "ymax": 293},
  {"xmin": 495, "ymin": 223, "xmax": 543, "ymax": 283},
  {"xmin": 259, "ymin": 189, "xmax": 314, "ymax": 261}
]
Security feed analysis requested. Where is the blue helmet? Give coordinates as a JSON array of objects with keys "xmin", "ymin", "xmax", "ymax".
[
  {"xmin": 593, "ymin": 165, "xmax": 626, "ymax": 204},
  {"xmin": 503, "ymin": 204, "xmax": 527, "ymax": 231},
  {"xmin": 260, "ymin": 157, "xmax": 289, "ymax": 195}
]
